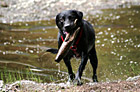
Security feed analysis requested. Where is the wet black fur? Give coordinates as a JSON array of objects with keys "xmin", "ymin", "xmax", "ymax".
[{"xmin": 46, "ymin": 10, "xmax": 98, "ymax": 85}]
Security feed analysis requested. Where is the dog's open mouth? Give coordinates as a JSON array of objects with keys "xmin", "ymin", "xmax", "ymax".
[{"xmin": 55, "ymin": 27, "xmax": 80, "ymax": 62}]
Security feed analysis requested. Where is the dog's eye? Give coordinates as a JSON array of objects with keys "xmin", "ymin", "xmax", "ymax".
[
  {"xmin": 69, "ymin": 16, "xmax": 72, "ymax": 19},
  {"xmin": 60, "ymin": 19, "xmax": 64, "ymax": 23},
  {"xmin": 69, "ymin": 16, "xmax": 75, "ymax": 20},
  {"xmin": 69, "ymin": 16, "xmax": 73, "ymax": 19}
]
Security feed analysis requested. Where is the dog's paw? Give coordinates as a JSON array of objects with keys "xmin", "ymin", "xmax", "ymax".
[
  {"xmin": 67, "ymin": 78, "xmax": 73, "ymax": 85},
  {"xmin": 66, "ymin": 81, "xmax": 71, "ymax": 85},
  {"xmin": 73, "ymin": 77, "xmax": 83, "ymax": 86},
  {"xmin": 67, "ymin": 73, "xmax": 75, "ymax": 83},
  {"xmin": 93, "ymin": 74, "xmax": 98, "ymax": 82}
]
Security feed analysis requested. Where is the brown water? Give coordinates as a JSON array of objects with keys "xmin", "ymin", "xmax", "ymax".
[{"xmin": 0, "ymin": 6, "xmax": 140, "ymax": 83}]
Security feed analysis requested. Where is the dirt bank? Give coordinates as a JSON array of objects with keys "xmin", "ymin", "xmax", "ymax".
[{"xmin": 1, "ymin": 76, "xmax": 140, "ymax": 92}]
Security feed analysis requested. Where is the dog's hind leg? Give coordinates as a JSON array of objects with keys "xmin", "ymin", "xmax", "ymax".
[{"xmin": 89, "ymin": 46, "xmax": 98, "ymax": 82}]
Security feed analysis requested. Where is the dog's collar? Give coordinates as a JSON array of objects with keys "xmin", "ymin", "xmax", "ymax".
[{"xmin": 61, "ymin": 27, "xmax": 83, "ymax": 51}]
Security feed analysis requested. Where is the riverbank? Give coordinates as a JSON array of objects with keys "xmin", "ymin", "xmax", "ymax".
[
  {"xmin": 0, "ymin": 0, "xmax": 140, "ymax": 91},
  {"xmin": 0, "ymin": 75, "xmax": 140, "ymax": 91}
]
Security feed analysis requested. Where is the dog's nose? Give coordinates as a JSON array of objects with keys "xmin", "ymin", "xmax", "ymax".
[{"xmin": 64, "ymin": 24, "xmax": 70, "ymax": 29}]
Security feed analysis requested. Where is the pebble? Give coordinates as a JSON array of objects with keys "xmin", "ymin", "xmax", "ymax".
[
  {"xmin": 126, "ymin": 75, "xmax": 140, "ymax": 81},
  {"xmin": 0, "ymin": 80, "xmax": 3, "ymax": 88},
  {"xmin": 0, "ymin": 1, "xmax": 8, "ymax": 7}
]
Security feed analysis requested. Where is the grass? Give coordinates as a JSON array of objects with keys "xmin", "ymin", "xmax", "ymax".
[
  {"xmin": 0, "ymin": 67, "xmax": 43, "ymax": 84},
  {"xmin": 126, "ymin": 62, "xmax": 140, "ymax": 77}
]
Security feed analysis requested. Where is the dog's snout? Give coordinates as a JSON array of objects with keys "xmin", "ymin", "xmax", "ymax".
[{"xmin": 64, "ymin": 24, "xmax": 71, "ymax": 29}]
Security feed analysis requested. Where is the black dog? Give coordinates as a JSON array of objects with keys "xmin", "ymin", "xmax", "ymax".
[{"xmin": 47, "ymin": 10, "xmax": 98, "ymax": 85}]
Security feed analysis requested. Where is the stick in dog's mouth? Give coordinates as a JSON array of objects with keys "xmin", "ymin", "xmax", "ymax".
[
  {"xmin": 74, "ymin": 19, "xmax": 78, "ymax": 25},
  {"xmin": 55, "ymin": 27, "xmax": 80, "ymax": 62},
  {"xmin": 65, "ymin": 19, "xmax": 78, "ymax": 42}
]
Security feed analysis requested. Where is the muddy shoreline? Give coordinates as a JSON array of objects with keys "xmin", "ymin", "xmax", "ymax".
[{"xmin": 1, "ymin": 76, "xmax": 140, "ymax": 91}]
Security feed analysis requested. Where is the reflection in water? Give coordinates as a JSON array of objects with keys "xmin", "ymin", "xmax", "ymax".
[{"xmin": 0, "ymin": 5, "xmax": 140, "ymax": 83}]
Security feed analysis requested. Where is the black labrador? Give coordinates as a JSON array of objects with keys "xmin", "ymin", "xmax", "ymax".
[{"xmin": 47, "ymin": 10, "xmax": 98, "ymax": 85}]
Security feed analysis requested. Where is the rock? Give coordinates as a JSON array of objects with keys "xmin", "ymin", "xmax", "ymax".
[
  {"xmin": 0, "ymin": 1, "xmax": 8, "ymax": 7},
  {"xmin": 0, "ymin": 80, "xmax": 3, "ymax": 86},
  {"xmin": 0, "ymin": 80, "xmax": 3, "ymax": 90},
  {"xmin": 126, "ymin": 75, "xmax": 140, "ymax": 81}
]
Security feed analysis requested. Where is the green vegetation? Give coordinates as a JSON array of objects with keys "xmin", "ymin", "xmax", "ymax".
[{"xmin": 0, "ymin": 67, "xmax": 43, "ymax": 84}]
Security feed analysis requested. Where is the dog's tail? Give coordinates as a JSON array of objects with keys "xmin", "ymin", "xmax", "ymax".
[{"xmin": 46, "ymin": 48, "xmax": 58, "ymax": 54}]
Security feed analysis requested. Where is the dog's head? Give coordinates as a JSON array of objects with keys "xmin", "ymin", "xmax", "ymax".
[
  {"xmin": 56, "ymin": 10, "xmax": 83, "ymax": 34},
  {"xmin": 55, "ymin": 10, "xmax": 83, "ymax": 62}
]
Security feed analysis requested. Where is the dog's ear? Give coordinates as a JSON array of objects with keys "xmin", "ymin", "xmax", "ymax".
[
  {"xmin": 56, "ymin": 13, "xmax": 64, "ymax": 35},
  {"xmin": 56, "ymin": 13, "xmax": 63, "ymax": 29},
  {"xmin": 76, "ymin": 11, "xmax": 83, "ymax": 20},
  {"xmin": 56, "ymin": 13, "xmax": 60, "ymax": 27}
]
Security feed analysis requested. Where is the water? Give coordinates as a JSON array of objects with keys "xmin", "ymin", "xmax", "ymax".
[{"xmin": 0, "ymin": 5, "xmax": 140, "ymax": 83}]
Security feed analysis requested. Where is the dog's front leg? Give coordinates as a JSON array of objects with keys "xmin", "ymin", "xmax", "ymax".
[
  {"xmin": 73, "ymin": 52, "xmax": 88, "ymax": 85},
  {"xmin": 63, "ymin": 56, "xmax": 75, "ymax": 84}
]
